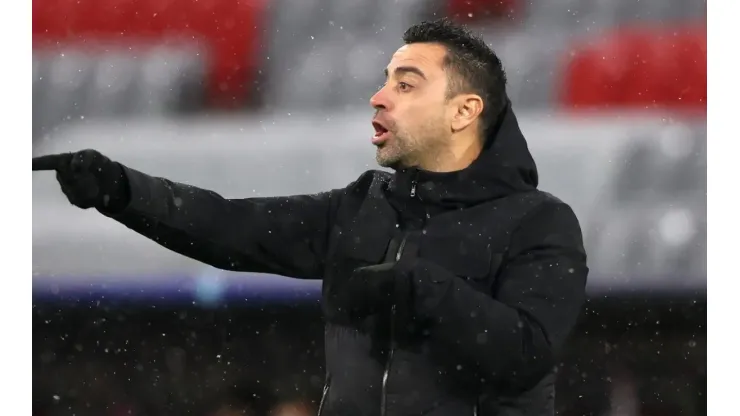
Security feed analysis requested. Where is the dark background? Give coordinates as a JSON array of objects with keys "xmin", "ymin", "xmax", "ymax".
[{"xmin": 32, "ymin": 295, "xmax": 706, "ymax": 416}]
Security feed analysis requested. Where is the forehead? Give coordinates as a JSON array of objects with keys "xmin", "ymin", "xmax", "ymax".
[{"xmin": 387, "ymin": 43, "xmax": 447, "ymax": 75}]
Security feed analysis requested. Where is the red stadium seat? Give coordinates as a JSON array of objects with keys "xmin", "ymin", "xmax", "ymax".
[
  {"xmin": 560, "ymin": 39, "xmax": 628, "ymax": 109},
  {"xmin": 620, "ymin": 28, "xmax": 667, "ymax": 108},
  {"xmin": 672, "ymin": 27, "xmax": 707, "ymax": 109},
  {"xmin": 32, "ymin": 0, "xmax": 269, "ymax": 108},
  {"xmin": 560, "ymin": 24, "xmax": 706, "ymax": 112}
]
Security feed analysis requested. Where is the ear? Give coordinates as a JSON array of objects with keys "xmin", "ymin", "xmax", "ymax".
[{"xmin": 450, "ymin": 94, "xmax": 484, "ymax": 132}]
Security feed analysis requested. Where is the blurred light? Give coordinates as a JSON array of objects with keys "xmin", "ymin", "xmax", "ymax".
[
  {"xmin": 194, "ymin": 268, "xmax": 225, "ymax": 306},
  {"xmin": 658, "ymin": 208, "xmax": 696, "ymax": 246}
]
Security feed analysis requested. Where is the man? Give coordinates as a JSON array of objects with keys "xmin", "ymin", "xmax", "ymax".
[{"xmin": 33, "ymin": 19, "xmax": 588, "ymax": 416}]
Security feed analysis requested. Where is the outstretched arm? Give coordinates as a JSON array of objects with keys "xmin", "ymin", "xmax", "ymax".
[
  {"xmin": 33, "ymin": 150, "xmax": 348, "ymax": 279},
  {"xmin": 106, "ymin": 166, "xmax": 344, "ymax": 278}
]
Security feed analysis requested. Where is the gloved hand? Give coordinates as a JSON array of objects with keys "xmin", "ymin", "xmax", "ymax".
[
  {"xmin": 32, "ymin": 149, "xmax": 130, "ymax": 212},
  {"xmin": 335, "ymin": 261, "xmax": 415, "ymax": 320}
]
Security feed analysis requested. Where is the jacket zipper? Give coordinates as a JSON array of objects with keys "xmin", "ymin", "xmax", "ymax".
[
  {"xmin": 381, "ymin": 236, "xmax": 407, "ymax": 416},
  {"xmin": 317, "ymin": 375, "xmax": 330, "ymax": 416},
  {"xmin": 381, "ymin": 175, "xmax": 416, "ymax": 416}
]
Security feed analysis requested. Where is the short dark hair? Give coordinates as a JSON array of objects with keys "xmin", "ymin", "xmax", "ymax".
[{"xmin": 403, "ymin": 18, "xmax": 507, "ymax": 136}]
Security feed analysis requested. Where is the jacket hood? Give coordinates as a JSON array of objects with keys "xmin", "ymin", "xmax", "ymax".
[{"xmin": 388, "ymin": 100, "xmax": 539, "ymax": 209}]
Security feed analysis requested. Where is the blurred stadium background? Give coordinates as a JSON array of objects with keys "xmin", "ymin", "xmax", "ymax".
[{"xmin": 31, "ymin": 0, "xmax": 706, "ymax": 415}]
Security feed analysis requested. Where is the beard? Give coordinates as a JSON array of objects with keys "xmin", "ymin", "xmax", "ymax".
[
  {"xmin": 375, "ymin": 118, "xmax": 449, "ymax": 170},
  {"xmin": 375, "ymin": 132, "xmax": 416, "ymax": 169}
]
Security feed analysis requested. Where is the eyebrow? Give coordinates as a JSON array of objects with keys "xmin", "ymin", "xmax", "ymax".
[{"xmin": 384, "ymin": 65, "xmax": 427, "ymax": 80}]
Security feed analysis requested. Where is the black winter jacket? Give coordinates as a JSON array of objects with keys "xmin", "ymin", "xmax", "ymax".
[{"xmin": 104, "ymin": 103, "xmax": 588, "ymax": 416}]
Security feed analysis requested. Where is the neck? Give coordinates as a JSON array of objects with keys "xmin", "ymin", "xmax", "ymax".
[{"xmin": 417, "ymin": 133, "xmax": 483, "ymax": 173}]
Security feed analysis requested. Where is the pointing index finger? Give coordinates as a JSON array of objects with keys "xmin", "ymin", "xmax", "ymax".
[{"xmin": 32, "ymin": 153, "xmax": 72, "ymax": 171}]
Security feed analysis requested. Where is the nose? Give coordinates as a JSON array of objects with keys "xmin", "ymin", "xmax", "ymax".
[{"xmin": 370, "ymin": 86, "xmax": 389, "ymax": 110}]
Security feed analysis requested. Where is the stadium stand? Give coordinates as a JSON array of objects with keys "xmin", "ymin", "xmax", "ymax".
[
  {"xmin": 32, "ymin": 0, "xmax": 268, "ymax": 111},
  {"xmin": 560, "ymin": 24, "xmax": 707, "ymax": 110}
]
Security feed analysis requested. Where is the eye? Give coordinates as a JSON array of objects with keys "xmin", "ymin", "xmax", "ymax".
[{"xmin": 398, "ymin": 82, "xmax": 412, "ymax": 92}]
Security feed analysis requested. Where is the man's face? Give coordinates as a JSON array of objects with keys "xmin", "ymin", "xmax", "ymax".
[{"xmin": 370, "ymin": 43, "xmax": 454, "ymax": 169}]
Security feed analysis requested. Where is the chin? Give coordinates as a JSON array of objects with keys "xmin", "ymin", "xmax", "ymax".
[
  {"xmin": 376, "ymin": 146, "xmax": 408, "ymax": 170},
  {"xmin": 376, "ymin": 157, "xmax": 403, "ymax": 170},
  {"xmin": 375, "ymin": 154, "xmax": 396, "ymax": 169},
  {"xmin": 375, "ymin": 159, "xmax": 394, "ymax": 169}
]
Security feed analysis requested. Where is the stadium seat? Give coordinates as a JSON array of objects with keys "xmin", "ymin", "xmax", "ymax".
[
  {"xmin": 655, "ymin": 122, "xmax": 707, "ymax": 195},
  {"xmin": 86, "ymin": 53, "xmax": 139, "ymax": 117},
  {"xmin": 672, "ymin": 28, "xmax": 708, "ymax": 109},
  {"xmin": 32, "ymin": 0, "xmax": 269, "ymax": 108},
  {"xmin": 133, "ymin": 47, "xmax": 207, "ymax": 113},
  {"xmin": 32, "ymin": 46, "xmax": 205, "ymax": 140},
  {"xmin": 559, "ymin": 24, "xmax": 706, "ymax": 111},
  {"xmin": 559, "ymin": 42, "xmax": 625, "ymax": 109},
  {"xmin": 38, "ymin": 51, "xmax": 95, "ymax": 134},
  {"xmin": 261, "ymin": 0, "xmax": 427, "ymax": 110},
  {"xmin": 586, "ymin": 197, "xmax": 704, "ymax": 284}
]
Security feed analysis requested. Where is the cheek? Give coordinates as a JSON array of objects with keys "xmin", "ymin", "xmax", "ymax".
[
  {"xmin": 406, "ymin": 101, "xmax": 444, "ymax": 123},
  {"xmin": 393, "ymin": 96, "xmax": 447, "ymax": 133}
]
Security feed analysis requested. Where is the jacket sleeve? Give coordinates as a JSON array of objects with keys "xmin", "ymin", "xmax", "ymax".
[
  {"xmin": 101, "ymin": 165, "xmax": 346, "ymax": 279},
  {"xmin": 411, "ymin": 201, "xmax": 588, "ymax": 390}
]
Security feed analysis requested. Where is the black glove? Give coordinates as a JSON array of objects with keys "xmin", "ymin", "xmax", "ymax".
[
  {"xmin": 32, "ymin": 149, "xmax": 130, "ymax": 212},
  {"xmin": 335, "ymin": 261, "xmax": 414, "ymax": 321}
]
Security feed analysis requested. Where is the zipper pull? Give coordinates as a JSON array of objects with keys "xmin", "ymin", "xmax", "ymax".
[{"xmin": 410, "ymin": 181, "xmax": 417, "ymax": 198}]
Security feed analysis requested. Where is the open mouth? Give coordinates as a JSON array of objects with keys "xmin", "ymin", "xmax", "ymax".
[{"xmin": 372, "ymin": 120, "xmax": 390, "ymax": 145}]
